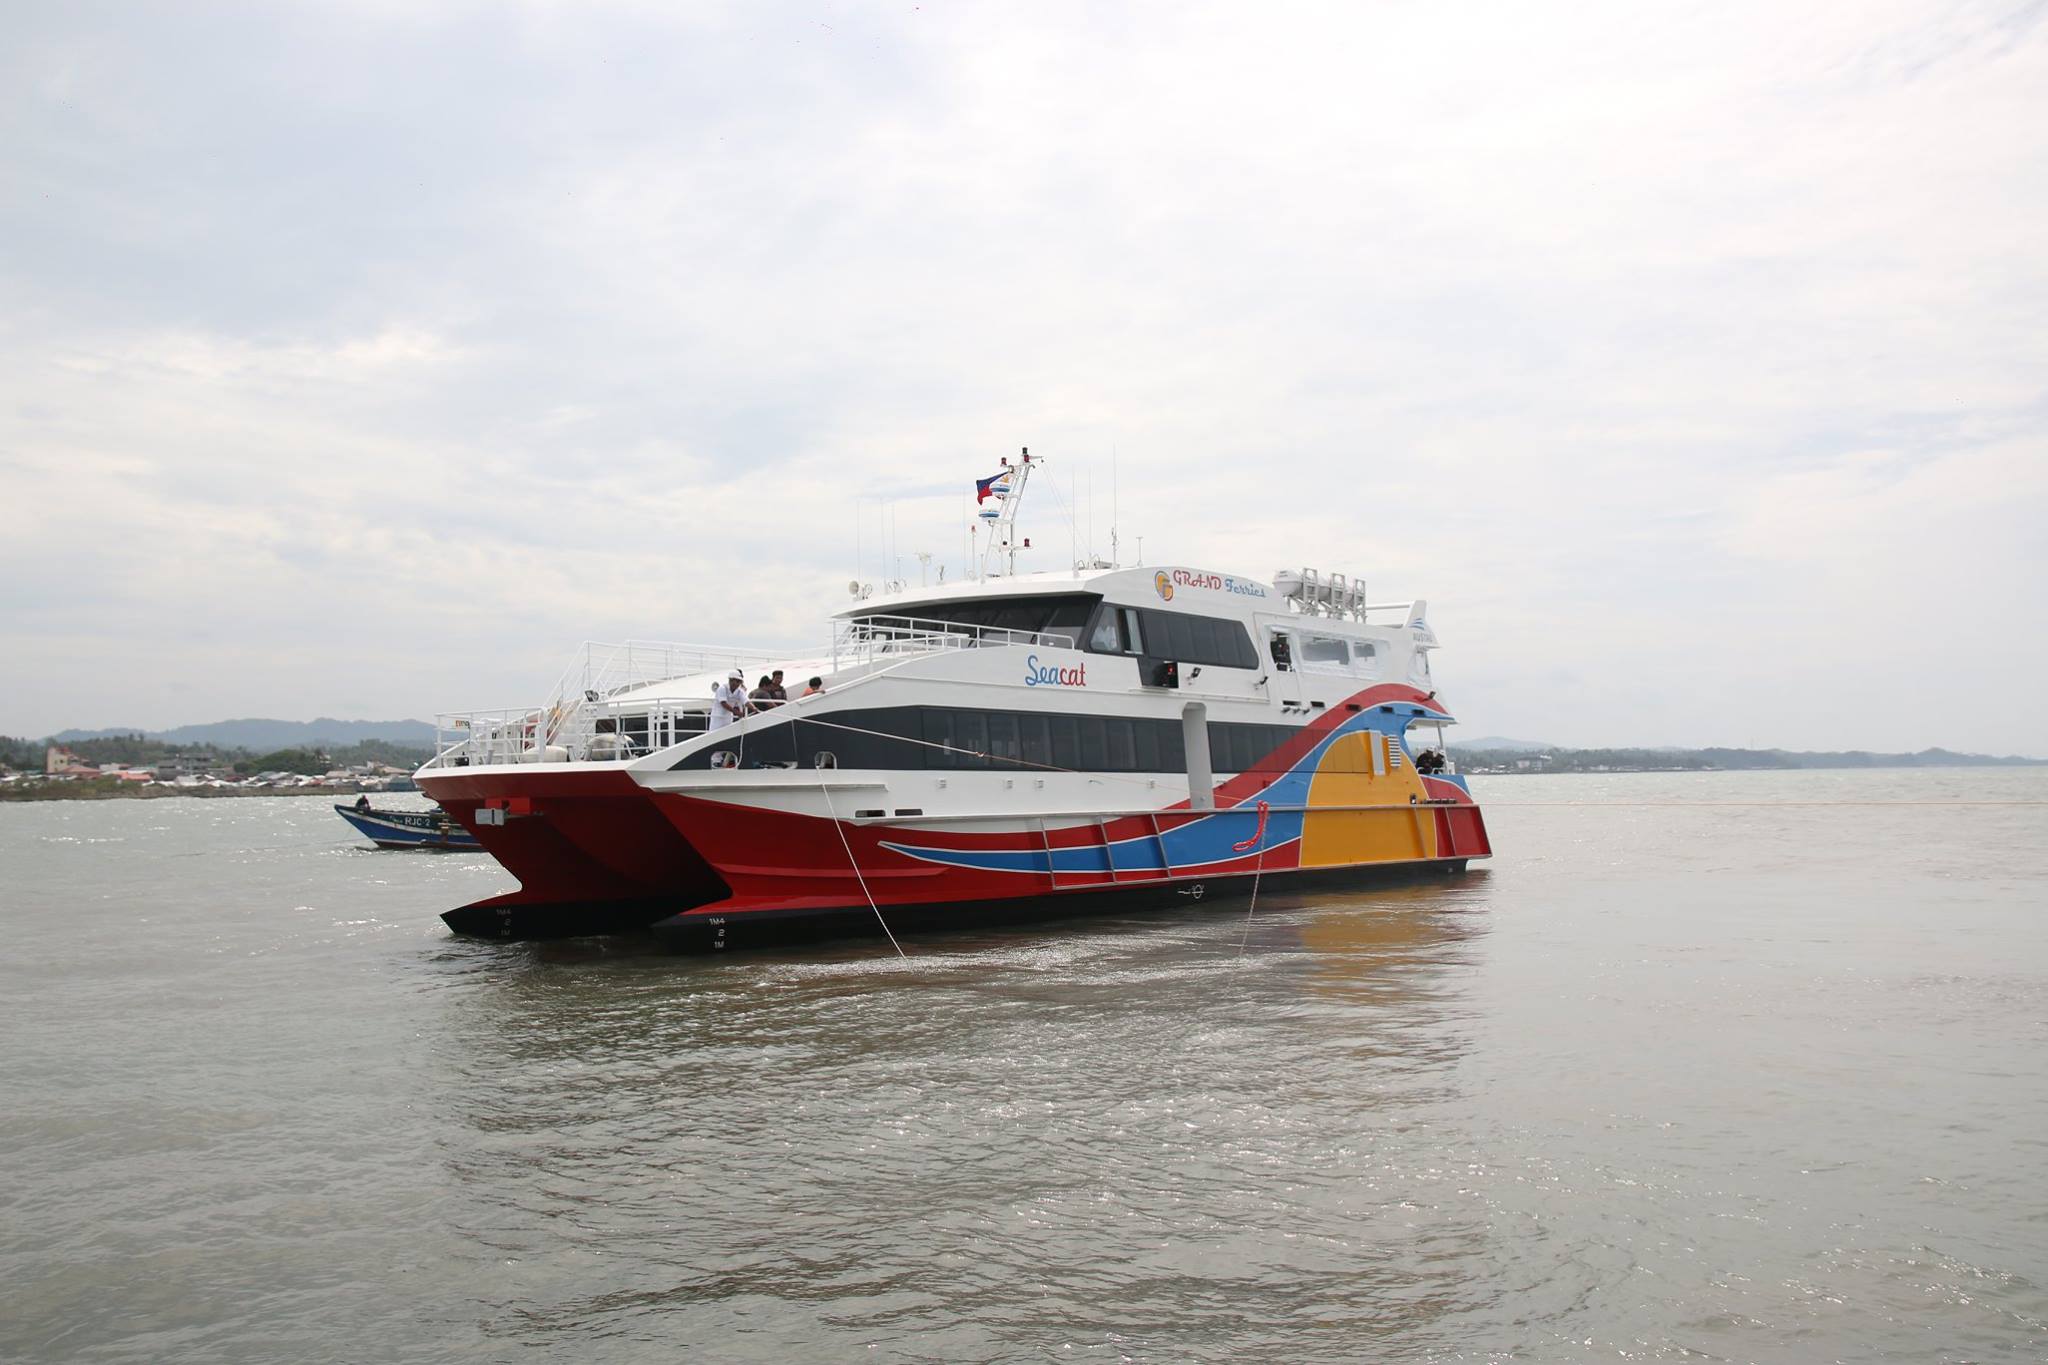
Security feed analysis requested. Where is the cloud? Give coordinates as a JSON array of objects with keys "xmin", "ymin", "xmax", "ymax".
[{"xmin": 1, "ymin": 0, "xmax": 2044, "ymax": 751}]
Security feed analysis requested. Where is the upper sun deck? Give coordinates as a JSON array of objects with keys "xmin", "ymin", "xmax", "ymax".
[{"xmin": 847, "ymin": 564, "xmax": 1427, "ymax": 642}]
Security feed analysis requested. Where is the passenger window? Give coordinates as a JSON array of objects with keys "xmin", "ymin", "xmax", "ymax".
[
  {"xmin": 1078, "ymin": 717, "xmax": 1109, "ymax": 769},
  {"xmin": 1107, "ymin": 719, "xmax": 1137, "ymax": 771},
  {"xmin": 987, "ymin": 712, "xmax": 1022, "ymax": 766},
  {"xmin": 924, "ymin": 711, "xmax": 956, "ymax": 768},
  {"xmin": 1050, "ymin": 715, "xmax": 1080, "ymax": 769},
  {"xmin": 1302, "ymin": 636, "xmax": 1351, "ymax": 668},
  {"xmin": 1133, "ymin": 720, "xmax": 1161, "ymax": 771},
  {"xmin": 1020, "ymin": 714, "xmax": 1053, "ymax": 767},
  {"xmin": 1159, "ymin": 721, "xmax": 1186, "ymax": 772},
  {"xmin": 954, "ymin": 711, "xmax": 989, "ymax": 768}
]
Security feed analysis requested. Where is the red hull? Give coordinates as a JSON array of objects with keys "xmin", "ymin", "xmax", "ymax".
[{"xmin": 418, "ymin": 772, "xmax": 1490, "ymax": 945}]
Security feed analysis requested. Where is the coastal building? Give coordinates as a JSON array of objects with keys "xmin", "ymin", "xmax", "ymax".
[{"xmin": 44, "ymin": 746, "xmax": 97, "ymax": 778}]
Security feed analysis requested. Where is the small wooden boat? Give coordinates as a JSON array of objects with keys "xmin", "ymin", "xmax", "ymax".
[{"xmin": 335, "ymin": 801, "xmax": 481, "ymax": 850}]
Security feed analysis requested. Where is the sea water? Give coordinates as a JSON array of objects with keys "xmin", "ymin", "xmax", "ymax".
[{"xmin": 2, "ymin": 769, "xmax": 2044, "ymax": 1362}]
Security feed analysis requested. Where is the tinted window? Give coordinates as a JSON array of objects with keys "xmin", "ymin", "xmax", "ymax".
[
  {"xmin": 1106, "ymin": 719, "xmax": 1137, "ymax": 771},
  {"xmin": 1158, "ymin": 720, "xmax": 1186, "ymax": 772},
  {"xmin": 1044, "ymin": 600, "xmax": 1092, "ymax": 647},
  {"xmin": 1134, "ymin": 720, "xmax": 1161, "ymax": 771},
  {"xmin": 924, "ymin": 710, "xmax": 956, "ymax": 768},
  {"xmin": 1050, "ymin": 714, "xmax": 1080, "ymax": 769},
  {"xmin": 989, "ymin": 604, "xmax": 1045, "ymax": 634},
  {"xmin": 1163, "ymin": 612, "xmax": 1195, "ymax": 659},
  {"xmin": 1020, "ymin": 713, "xmax": 1052, "ymax": 767},
  {"xmin": 1206, "ymin": 723, "xmax": 1231, "ymax": 772},
  {"xmin": 1128, "ymin": 610, "xmax": 1258, "ymax": 668},
  {"xmin": 954, "ymin": 711, "xmax": 989, "ymax": 768},
  {"xmin": 861, "ymin": 595, "xmax": 1101, "ymax": 641},
  {"xmin": 987, "ymin": 712, "xmax": 1022, "ymax": 766},
  {"xmin": 670, "ymin": 706, "xmax": 1217, "ymax": 774},
  {"xmin": 1078, "ymin": 716, "xmax": 1108, "ymax": 769}
]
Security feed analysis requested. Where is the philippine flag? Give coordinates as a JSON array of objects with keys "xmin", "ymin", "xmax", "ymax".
[{"xmin": 975, "ymin": 472, "xmax": 1011, "ymax": 503}]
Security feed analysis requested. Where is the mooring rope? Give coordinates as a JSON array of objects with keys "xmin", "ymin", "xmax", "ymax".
[
  {"xmin": 1236, "ymin": 799, "xmax": 1271, "ymax": 954},
  {"xmin": 798, "ymin": 717, "xmax": 908, "ymax": 960}
]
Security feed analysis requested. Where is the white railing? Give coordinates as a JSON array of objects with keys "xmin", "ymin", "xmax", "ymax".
[
  {"xmin": 828, "ymin": 613, "xmax": 1075, "ymax": 670},
  {"xmin": 427, "ymin": 639, "xmax": 788, "ymax": 769},
  {"xmin": 427, "ymin": 618, "xmax": 1070, "ymax": 769}
]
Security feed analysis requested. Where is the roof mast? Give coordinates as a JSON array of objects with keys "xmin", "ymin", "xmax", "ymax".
[{"xmin": 978, "ymin": 447, "xmax": 1036, "ymax": 580}]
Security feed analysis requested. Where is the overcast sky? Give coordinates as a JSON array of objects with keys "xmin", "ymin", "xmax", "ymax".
[{"xmin": 3, "ymin": 0, "xmax": 2043, "ymax": 753}]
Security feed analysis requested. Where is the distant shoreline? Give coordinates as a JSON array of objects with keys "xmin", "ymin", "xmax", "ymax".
[
  {"xmin": 4, "ymin": 761, "xmax": 2042, "ymax": 805},
  {"xmin": 0, "ymin": 782, "xmax": 398, "ymax": 804}
]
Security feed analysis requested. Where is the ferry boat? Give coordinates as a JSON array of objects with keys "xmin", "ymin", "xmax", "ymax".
[{"xmin": 417, "ymin": 452, "xmax": 1491, "ymax": 948}]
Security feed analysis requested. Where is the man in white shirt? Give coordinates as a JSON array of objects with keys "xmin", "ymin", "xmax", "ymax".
[{"xmin": 708, "ymin": 669, "xmax": 749, "ymax": 733}]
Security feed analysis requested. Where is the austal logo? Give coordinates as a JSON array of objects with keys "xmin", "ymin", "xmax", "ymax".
[
  {"xmin": 1024, "ymin": 654, "xmax": 1087, "ymax": 687},
  {"xmin": 1154, "ymin": 571, "xmax": 1174, "ymax": 601}
]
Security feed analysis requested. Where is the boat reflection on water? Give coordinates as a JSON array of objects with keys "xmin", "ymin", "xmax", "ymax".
[
  {"xmin": 420, "ymin": 887, "xmax": 1497, "ymax": 1354},
  {"xmin": 1269, "ymin": 876, "xmax": 1493, "ymax": 998}
]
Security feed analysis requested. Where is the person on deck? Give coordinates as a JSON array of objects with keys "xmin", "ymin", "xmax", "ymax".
[
  {"xmin": 801, "ymin": 676, "xmax": 825, "ymax": 697},
  {"xmin": 709, "ymin": 670, "xmax": 749, "ymax": 732},
  {"xmin": 766, "ymin": 670, "xmax": 788, "ymax": 704},
  {"xmin": 748, "ymin": 675, "xmax": 777, "ymax": 709}
]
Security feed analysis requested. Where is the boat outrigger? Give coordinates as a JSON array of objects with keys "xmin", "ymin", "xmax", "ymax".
[{"xmin": 417, "ymin": 450, "xmax": 1491, "ymax": 948}]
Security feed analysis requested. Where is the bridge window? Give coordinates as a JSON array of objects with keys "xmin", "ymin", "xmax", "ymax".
[
  {"xmin": 1083, "ymin": 604, "xmax": 1257, "ymax": 668},
  {"xmin": 862, "ymin": 594, "xmax": 1099, "ymax": 645}
]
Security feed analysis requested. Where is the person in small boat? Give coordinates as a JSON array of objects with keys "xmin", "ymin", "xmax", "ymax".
[
  {"xmin": 355, "ymin": 794, "xmax": 371, "ymax": 811},
  {"xmin": 802, "ymin": 676, "xmax": 825, "ymax": 697},
  {"xmin": 710, "ymin": 669, "xmax": 749, "ymax": 732}
]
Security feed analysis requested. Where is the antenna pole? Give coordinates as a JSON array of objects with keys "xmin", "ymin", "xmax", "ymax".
[{"xmin": 976, "ymin": 446, "xmax": 1038, "ymax": 580}]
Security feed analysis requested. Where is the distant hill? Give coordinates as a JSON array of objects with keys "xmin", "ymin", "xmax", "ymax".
[
  {"xmin": 53, "ymin": 718, "xmax": 437, "ymax": 749},
  {"xmin": 1456, "ymin": 736, "xmax": 1554, "ymax": 753},
  {"xmin": 1449, "ymin": 743, "xmax": 2045, "ymax": 772}
]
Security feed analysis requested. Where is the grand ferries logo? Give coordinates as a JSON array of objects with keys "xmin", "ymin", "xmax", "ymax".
[
  {"xmin": 1024, "ymin": 655, "xmax": 1087, "ymax": 687},
  {"xmin": 1158, "ymin": 567, "xmax": 1268, "ymax": 599}
]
